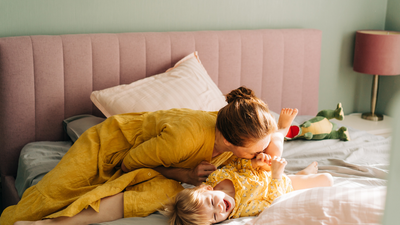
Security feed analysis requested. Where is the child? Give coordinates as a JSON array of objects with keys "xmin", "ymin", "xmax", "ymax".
[{"xmin": 163, "ymin": 149, "xmax": 333, "ymax": 225}]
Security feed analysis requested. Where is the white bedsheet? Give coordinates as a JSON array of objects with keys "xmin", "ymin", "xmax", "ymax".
[
  {"xmin": 14, "ymin": 114, "xmax": 390, "ymax": 224},
  {"xmin": 94, "ymin": 115, "xmax": 391, "ymax": 225}
]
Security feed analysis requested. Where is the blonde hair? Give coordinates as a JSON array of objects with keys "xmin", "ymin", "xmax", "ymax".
[
  {"xmin": 161, "ymin": 185, "xmax": 213, "ymax": 225},
  {"xmin": 216, "ymin": 86, "xmax": 277, "ymax": 147}
]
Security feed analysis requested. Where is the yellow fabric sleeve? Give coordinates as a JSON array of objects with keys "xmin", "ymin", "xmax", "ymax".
[
  {"xmin": 122, "ymin": 124, "xmax": 200, "ymax": 170},
  {"xmin": 122, "ymin": 109, "xmax": 216, "ymax": 171}
]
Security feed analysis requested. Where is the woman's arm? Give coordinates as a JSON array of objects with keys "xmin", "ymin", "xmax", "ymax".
[
  {"xmin": 153, "ymin": 161, "xmax": 217, "ymax": 186},
  {"xmin": 122, "ymin": 121, "xmax": 204, "ymax": 172}
]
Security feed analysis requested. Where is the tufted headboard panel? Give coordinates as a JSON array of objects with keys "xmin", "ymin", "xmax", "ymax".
[{"xmin": 0, "ymin": 29, "xmax": 321, "ymax": 208}]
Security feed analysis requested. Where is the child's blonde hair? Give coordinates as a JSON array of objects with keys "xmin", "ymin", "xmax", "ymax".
[{"xmin": 162, "ymin": 185, "xmax": 213, "ymax": 225}]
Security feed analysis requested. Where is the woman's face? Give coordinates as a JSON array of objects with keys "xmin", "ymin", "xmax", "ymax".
[{"xmin": 228, "ymin": 134, "xmax": 272, "ymax": 159}]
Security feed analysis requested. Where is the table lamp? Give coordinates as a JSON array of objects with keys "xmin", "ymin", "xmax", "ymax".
[{"xmin": 353, "ymin": 30, "xmax": 400, "ymax": 121}]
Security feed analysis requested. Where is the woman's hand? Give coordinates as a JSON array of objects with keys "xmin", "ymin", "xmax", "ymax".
[
  {"xmin": 121, "ymin": 162, "xmax": 129, "ymax": 173},
  {"xmin": 188, "ymin": 161, "xmax": 217, "ymax": 186},
  {"xmin": 251, "ymin": 153, "xmax": 272, "ymax": 170},
  {"xmin": 270, "ymin": 156, "xmax": 287, "ymax": 179},
  {"xmin": 153, "ymin": 161, "xmax": 216, "ymax": 186}
]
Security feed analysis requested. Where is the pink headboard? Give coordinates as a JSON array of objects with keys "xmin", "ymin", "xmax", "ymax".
[{"xmin": 0, "ymin": 29, "xmax": 321, "ymax": 209}]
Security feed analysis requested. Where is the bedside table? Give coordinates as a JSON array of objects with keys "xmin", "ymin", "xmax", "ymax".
[{"xmin": 331, "ymin": 113, "xmax": 393, "ymax": 137}]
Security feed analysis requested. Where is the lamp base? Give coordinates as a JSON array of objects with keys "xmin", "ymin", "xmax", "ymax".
[{"xmin": 361, "ymin": 112, "xmax": 383, "ymax": 121}]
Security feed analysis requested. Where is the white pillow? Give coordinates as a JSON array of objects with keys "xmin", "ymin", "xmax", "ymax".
[
  {"xmin": 90, "ymin": 52, "xmax": 227, "ymax": 117},
  {"xmin": 246, "ymin": 186, "xmax": 386, "ymax": 225}
]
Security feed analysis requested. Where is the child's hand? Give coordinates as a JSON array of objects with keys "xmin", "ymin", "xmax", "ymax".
[
  {"xmin": 251, "ymin": 153, "xmax": 272, "ymax": 170},
  {"xmin": 270, "ymin": 156, "xmax": 287, "ymax": 179}
]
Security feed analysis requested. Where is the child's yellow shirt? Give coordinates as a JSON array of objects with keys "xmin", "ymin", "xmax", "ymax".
[{"xmin": 206, "ymin": 156, "xmax": 293, "ymax": 218}]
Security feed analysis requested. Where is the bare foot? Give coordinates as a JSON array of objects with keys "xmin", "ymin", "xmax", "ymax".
[
  {"xmin": 296, "ymin": 161, "xmax": 318, "ymax": 175},
  {"xmin": 277, "ymin": 108, "xmax": 298, "ymax": 130}
]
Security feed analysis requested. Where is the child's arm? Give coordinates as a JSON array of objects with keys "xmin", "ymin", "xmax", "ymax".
[
  {"xmin": 262, "ymin": 157, "xmax": 289, "ymax": 203},
  {"xmin": 259, "ymin": 157, "xmax": 288, "ymax": 205},
  {"xmin": 270, "ymin": 156, "xmax": 286, "ymax": 179}
]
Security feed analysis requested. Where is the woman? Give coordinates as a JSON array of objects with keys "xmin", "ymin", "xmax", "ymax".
[{"xmin": 2, "ymin": 86, "xmax": 293, "ymax": 225}]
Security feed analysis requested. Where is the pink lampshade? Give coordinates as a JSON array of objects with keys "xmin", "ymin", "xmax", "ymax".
[{"xmin": 353, "ymin": 30, "xmax": 400, "ymax": 76}]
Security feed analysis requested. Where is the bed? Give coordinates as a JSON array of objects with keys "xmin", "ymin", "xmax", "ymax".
[{"xmin": 0, "ymin": 29, "xmax": 390, "ymax": 225}]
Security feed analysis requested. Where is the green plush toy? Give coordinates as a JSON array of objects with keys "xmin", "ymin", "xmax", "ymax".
[{"xmin": 285, "ymin": 103, "xmax": 350, "ymax": 141}]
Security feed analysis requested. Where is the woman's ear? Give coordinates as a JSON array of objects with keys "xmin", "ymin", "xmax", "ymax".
[
  {"xmin": 223, "ymin": 138, "xmax": 233, "ymax": 147},
  {"xmin": 217, "ymin": 128, "xmax": 232, "ymax": 147}
]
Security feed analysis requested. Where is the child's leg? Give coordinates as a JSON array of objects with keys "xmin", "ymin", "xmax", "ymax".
[
  {"xmin": 287, "ymin": 173, "xmax": 334, "ymax": 190},
  {"xmin": 264, "ymin": 108, "xmax": 298, "ymax": 158},
  {"xmin": 296, "ymin": 161, "xmax": 318, "ymax": 175},
  {"xmin": 14, "ymin": 193, "xmax": 124, "ymax": 225},
  {"xmin": 277, "ymin": 108, "xmax": 298, "ymax": 137}
]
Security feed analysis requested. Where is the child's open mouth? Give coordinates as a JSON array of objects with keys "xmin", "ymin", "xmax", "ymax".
[{"xmin": 224, "ymin": 199, "xmax": 230, "ymax": 212}]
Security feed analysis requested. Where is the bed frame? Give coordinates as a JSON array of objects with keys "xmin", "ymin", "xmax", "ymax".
[{"xmin": 0, "ymin": 29, "xmax": 321, "ymax": 211}]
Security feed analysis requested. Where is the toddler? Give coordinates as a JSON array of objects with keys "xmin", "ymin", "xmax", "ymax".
[{"xmin": 163, "ymin": 150, "xmax": 333, "ymax": 225}]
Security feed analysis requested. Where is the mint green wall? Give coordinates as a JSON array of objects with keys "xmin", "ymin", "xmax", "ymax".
[
  {"xmin": 384, "ymin": 94, "xmax": 400, "ymax": 224},
  {"xmin": 380, "ymin": 0, "xmax": 400, "ymax": 117},
  {"xmin": 0, "ymin": 0, "xmax": 389, "ymax": 114},
  {"xmin": 383, "ymin": 2, "xmax": 400, "ymax": 223}
]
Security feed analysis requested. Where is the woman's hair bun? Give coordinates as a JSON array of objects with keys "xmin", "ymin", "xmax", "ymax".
[{"xmin": 226, "ymin": 86, "xmax": 256, "ymax": 104}]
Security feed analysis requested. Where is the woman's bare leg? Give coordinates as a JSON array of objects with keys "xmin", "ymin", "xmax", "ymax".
[
  {"xmin": 14, "ymin": 193, "xmax": 124, "ymax": 225},
  {"xmin": 288, "ymin": 173, "xmax": 334, "ymax": 190}
]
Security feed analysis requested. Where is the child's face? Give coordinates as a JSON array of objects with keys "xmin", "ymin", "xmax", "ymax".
[
  {"xmin": 229, "ymin": 134, "xmax": 272, "ymax": 159},
  {"xmin": 199, "ymin": 190, "xmax": 235, "ymax": 223}
]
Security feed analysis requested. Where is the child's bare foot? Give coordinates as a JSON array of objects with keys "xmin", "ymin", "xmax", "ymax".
[
  {"xmin": 278, "ymin": 108, "xmax": 298, "ymax": 130},
  {"xmin": 277, "ymin": 108, "xmax": 298, "ymax": 137},
  {"xmin": 296, "ymin": 161, "xmax": 318, "ymax": 175}
]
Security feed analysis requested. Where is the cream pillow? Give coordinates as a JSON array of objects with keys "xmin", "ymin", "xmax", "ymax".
[{"xmin": 90, "ymin": 52, "xmax": 227, "ymax": 117}]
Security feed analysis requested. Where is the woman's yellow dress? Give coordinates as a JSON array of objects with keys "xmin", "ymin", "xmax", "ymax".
[{"xmin": 0, "ymin": 108, "xmax": 232, "ymax": 225}]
